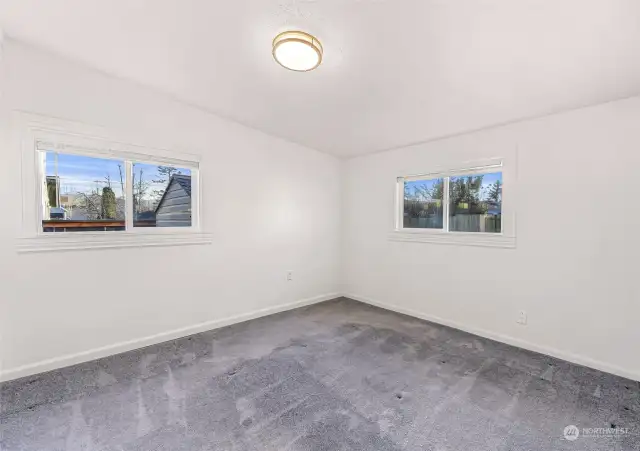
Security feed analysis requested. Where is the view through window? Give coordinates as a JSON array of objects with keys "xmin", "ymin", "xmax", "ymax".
[
  {"xmin": 449, "ymin": 172, "xmax": 502, "ymax": 233},
  {"xmin": 43, "ymin": 152, "xmax": 126, "ymax": 232},
  {"xmin": 403, "ymin": 177, "xmax": 444, "ymax": 229},
  {"xmin": 42, "ymin": 152, "xmax": 194, "ymax": 232},
  {"xmin": 132, "ymin": 163, "xmax": 192, "ymax": 228},
  {"xmin": 402, "ymin": 171, "xmax": 502, "ymax": 234}
]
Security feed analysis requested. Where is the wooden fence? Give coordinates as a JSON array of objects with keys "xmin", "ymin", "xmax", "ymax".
[
  {"xmin": 42, "ymin": 219, "xmax": 156, "ymax": 232},
  {"xmin": 404, "ymin": 214, "xmax": 501, "ymax": 233},
  {"xmin": 450, "ymin": 214, "xmax": 501, "ymax": 233}
]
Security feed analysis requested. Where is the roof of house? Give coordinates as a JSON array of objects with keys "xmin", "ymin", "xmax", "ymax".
[
  {"xmin": 172, "ymin": 174, "xmax": 191, "ymax": 197},
  {"xmin": 155, "ymin": 174, "xmax": 191, "ymax": 212}
]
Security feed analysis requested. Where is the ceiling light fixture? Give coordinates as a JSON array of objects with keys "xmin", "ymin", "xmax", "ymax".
[{"xmin": 272, "ymin": 31, "xmax": 323, "ymax": 72}]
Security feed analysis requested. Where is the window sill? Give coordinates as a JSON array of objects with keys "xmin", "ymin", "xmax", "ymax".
[
  {"xmin": 16, "ymin": 231, "xmax": 213, "ymax": 253},
  {"xmin": 388, "ymin": 230, "xmax": 516, "ymax": 249}
]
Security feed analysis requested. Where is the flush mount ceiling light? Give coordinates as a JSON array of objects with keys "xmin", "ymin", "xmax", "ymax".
[{"xmin": 272, "ymin": 31, "xmax": 323, "ymax": 72}]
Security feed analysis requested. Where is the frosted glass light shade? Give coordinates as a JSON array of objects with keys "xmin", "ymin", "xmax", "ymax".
[{"xmin": 272, "ymin": 31, "xmax": 323, "ymax": 72}]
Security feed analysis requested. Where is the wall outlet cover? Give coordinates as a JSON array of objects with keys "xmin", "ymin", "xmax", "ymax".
[{"xmin": 517, "ymin": 310, "xmax": 527, "ymax": 325}]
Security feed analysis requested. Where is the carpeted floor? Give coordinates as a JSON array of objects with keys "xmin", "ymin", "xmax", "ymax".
[{"xmin": 1, "ymin": 297, "xmax": 639, "ymax": 450}]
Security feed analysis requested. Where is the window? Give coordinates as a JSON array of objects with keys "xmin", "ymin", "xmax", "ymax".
[
  {"xmin": 449, "ymin": 172, "xmax": 502, "ymax": 233},
  {"xmin": 393, "ymin": 161, "xmax": 514, "ymax": 248},
  {"xmin": 403, "ymin": 177, "xmax": 444, "ymax": 229},
  {"xmin": 40, "ymin": 151, "xmax": 198, "ymax": 233},
  {"xmin": 131, "ymin": 163, "xmax": 192, "ymax": 228},
  {"xmin": 42, "ymin": 152, "xmax": 126, "ymax": 232},
  {"xmin": 16, "ymin": 112, "xmax": 210, "ymax": 252}
]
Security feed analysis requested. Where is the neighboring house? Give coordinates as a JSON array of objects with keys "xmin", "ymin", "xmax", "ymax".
[{"xmin": 154, "ymin": 174, "xmax": 192, "ymax": 227}]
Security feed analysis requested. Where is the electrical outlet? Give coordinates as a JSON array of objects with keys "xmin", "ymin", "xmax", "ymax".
[
  {"xmin": 286, "ymin": 271, "xmax": 293, "ymax": 281},
  {"xmin": 517, "ymin": 310, "xmax": 527, "ymax": 325}
]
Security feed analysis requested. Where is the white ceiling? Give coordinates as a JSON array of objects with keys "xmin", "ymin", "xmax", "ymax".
[{"xmin": 1, "ymin": 0, "xmax": 639, "ymax": 158}]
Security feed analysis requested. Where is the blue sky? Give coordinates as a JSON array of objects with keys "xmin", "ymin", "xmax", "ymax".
[
  {"xmin": 45, "ymin": 152, "xmax": 190, "ymax": 200},
  {"xmin": 405, "ymin": 178, "xmax": 443, "ymax": 200},
  {"xmin": 405, "ymin": 172, "xmax": 502, "ymax": 201}
]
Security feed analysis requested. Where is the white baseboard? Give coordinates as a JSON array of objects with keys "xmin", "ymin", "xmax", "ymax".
[
  {"xmin": 0, "ymin": 293, "xmax": 339, "ymax": 382},
  {"xmin": 345, "ymin": 293, "xmax": 640, "ymax": 382}
]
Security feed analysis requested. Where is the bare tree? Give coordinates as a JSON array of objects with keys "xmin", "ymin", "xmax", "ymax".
[
  {"xmin": 74, "ymin": 189, "xmax": 102, "ymax": 220},
  {"xmin": 132, "ymin": 166, "xmax": 151, "ymax": 216},
  {"xmin": 152, "ymin": 166, "xmax": 181, "ymax": 205}
]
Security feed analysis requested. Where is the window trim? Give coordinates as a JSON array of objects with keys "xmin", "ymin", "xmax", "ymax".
[
  {"xmin": 390, "ymin": 157, "xmax": 516, "ymax": 248},
  {"xmin": 15, "ymin": 112, "xmax": 212, "ymax": 252}
]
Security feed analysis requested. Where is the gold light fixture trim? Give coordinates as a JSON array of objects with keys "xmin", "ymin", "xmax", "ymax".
[{"xmin": 272, "ymin": 30, "xmax": 323, "ymax": 72}]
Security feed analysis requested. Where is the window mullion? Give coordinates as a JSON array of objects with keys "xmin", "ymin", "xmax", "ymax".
[
  {"xmin": 125, "ymin": 161, "xmax": 134, "ymax": 231},
  {"xmin": 443, "ymin": 177, "xmax": 450, "ymax": 232},
  {"xmin": 396, "ymin": 177, "xmax": 404, "ymax": 230},
  {"xmin": 191, "ymin": 169, "xmax": 200, "ymax": 230}
]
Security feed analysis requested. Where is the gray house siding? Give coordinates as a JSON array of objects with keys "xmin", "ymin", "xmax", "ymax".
[{"xmin": 155, "ymin": 177, "xmax": 191, "ymax": 227}]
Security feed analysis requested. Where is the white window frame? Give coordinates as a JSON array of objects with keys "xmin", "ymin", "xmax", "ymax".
[
  {"xmin": 390, "ymin": 157, "xmax": 516, "ymax": 248},
  {"xmin": 15, "ymin": 112, "xmax": 212, "ymax": 252}
]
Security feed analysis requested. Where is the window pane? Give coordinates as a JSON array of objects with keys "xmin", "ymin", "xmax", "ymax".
[
  {"xmin": 449, "ymin": 172, "xmax": 502, "ymax": 233},
  {"xmin": 42, "ymin": 152, "xmax": 125, "ymax": 232},
  {"xmin": 132, "ymin": 163, "xmax": 192, "ymax": 228},
  {"xmin": 403, "ymin": 178, "xmax": 444, "ymax": 229}
]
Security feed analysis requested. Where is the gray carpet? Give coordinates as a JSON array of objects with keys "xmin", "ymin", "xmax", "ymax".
[{"xmin": 1, "ymin": 298, "xmax": 638, "ymax": 450}]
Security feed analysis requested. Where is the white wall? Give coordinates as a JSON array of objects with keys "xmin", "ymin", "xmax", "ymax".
[
  {"xmin": 0, "ymin": 40, "xmax": 341, "ymax": 380},
  {"xmin": 343, "ymin": 96, "xmax": 640, "ymax": 381}
]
